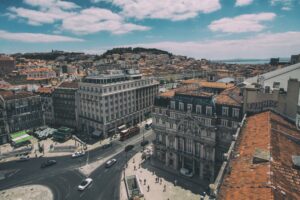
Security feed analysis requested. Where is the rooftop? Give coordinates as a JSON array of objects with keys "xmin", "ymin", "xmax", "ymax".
[
  {"xmin": 245, "ymin": 62, "xmax": 300, "ymax": 90},
  {"xmin": 58, "ymin": 81, "xmax": 78, "ymax": 89},
  {"xmin": 218, "ymin": 111, "xmax": 300, "ymax": 200},
  {"xmin": 181, "ymin": 79, "xmax": 234, "ymax": 89},
  {"xmin": 37, "ymin": 87, "xmax": 54, "ymax": 94},
  {"xmin": 0, "ymin": 90, "xmax": 37, "ymax": 100},
  {"xmin": 215, "ymin": 86, "xmax": 243, "ymax": 106}
]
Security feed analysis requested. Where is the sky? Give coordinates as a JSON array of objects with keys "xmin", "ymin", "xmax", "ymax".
[{"xmin": 0, "ymin": 0, "xmax": 300, "ymax": 59}]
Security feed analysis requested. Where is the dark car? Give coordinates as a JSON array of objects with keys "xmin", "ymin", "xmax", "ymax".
[
  {"xmin": 17, "ymin": 155, "xmax": 30, "ymax": 162},
  {"xmin": 124, "ymin": 145, "xmax": 134, "ymax": 152},
  {"xmin": 140, "ymin": 140, "xmax": 149, "ymax": 147},
  {"xmin": 101, "ymin": 143, "xmax": 112, "ymax": 149},
  {"xmin": 41, "ymin": 160, "xmax": 57, "ymax": 168}
]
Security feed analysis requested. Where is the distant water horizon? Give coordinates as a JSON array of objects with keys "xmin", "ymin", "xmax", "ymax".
[{"xmin": 212, "ymin": 58, "xmax": 290, "ymax": 65}]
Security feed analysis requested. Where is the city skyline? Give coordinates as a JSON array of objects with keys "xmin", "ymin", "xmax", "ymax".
[{"xmin": 0, "ymin": 0, "xmax": 300, "ymax": 59}]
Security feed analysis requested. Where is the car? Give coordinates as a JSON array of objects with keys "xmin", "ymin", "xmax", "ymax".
[
  {"xmin": 101, "ymin": 143, "xmax": 112, "ymax": 149},
  {"xmin": 41, "ymin": 160, "xmax": 57, "ymax": 168},
  {"xmin": 17, "ymin": 155, "xmax": 30, "ymax": 162},
  {"xmin": 124, "ymin": 145, "xmax": 134, "ymax": 152},
  {"xmin": 105, "ymin": 158, "xmax": 117, "ymax": 168},
  {"xmin": 78, "ymin": 178, "xmax": 93, "ymax": 191},
  {"xmin": 180, "ymin": 168, "xmax": 194, "ymax": 178},
  {"xmin": 71, "ymin": 151, "xmax": 85, "ymax": 158},
  {"xmin": 140, "ymin": 140, "xmax": 149, "ymax": 147}
]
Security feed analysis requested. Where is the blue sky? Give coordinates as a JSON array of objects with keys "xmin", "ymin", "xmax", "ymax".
[{"xmin": 0, "ymin": 0, "xmax": 299, "ymax": 59}]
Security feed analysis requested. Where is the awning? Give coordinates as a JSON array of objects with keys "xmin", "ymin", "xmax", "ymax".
[{"xmin": 11, "ymin": 131, "xmax": 32, "ymax": 144}]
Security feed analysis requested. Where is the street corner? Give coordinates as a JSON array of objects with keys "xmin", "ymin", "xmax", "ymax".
[
  {"xmin": 121, "ymin": 149, "xmax": 201, "ymax": 200},
  {"xmin": 0, "ymin": 185, "xmax": 53, "ymax": 200}
]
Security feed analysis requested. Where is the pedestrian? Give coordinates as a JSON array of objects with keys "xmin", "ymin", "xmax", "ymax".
[
  {"xmin": 147, "ymin": 185, "xmax": 150, "ymax": 192},
  {"xmin": 134, "ymin": 165, "xmax": 136, "ymax": 171},
  {"xmin": 163, "ymin": 184, "xmax": 166, "ymax": 192},
  {"xmin": 133, "ymin": 158, "xmax": 135, "ymax": 163},
  {"xmin": 138, "ymin": 163, "xmax": 141, "ymax": 169},
  {"xmin": 174, "ymin": 179, "xmax": 177, "ymax": 186},
  {"xmin": 160, "ymin": 178, "xmax": 162, "ymax": 185},
  {"xmin": 144, "ymin": 179, "xmax": 146, "ymax": 185}
]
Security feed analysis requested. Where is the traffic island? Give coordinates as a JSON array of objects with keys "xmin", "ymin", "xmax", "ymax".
[{"xmin": 0, "ymin": 185, "xmax": 53, "ymax": 200}]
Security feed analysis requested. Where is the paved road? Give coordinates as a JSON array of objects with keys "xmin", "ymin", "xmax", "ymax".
[{"xmin": 0, "ymin": 130, "xmax": 154, "ymax": 200}]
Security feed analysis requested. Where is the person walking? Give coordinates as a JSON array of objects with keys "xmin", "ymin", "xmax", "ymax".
[
  {"xmin": 147, "ymin": 185, "xmax": 150, "ymax": 192},
  {"xmin": 163, "ymin": 184, "xmax": 166, "ymax": 192}
]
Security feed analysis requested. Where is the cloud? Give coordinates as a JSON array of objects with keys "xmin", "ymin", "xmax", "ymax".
[
  {"xmin": 61, "ymin": 7, "xmax": 150, "ymax": 35},
  {"xmin": 23, "ymin": 0, "xmax": 79, "ymax": 10},
  {"xmin": 110, "ymin": 0, "xmax": 221, "ymax": 21},
  {"xmin": 235, "ymin": 0, "xmax": 254, "ymax": 6},
  {"xmin": 122, "ymin": 32, "xmax": 300, "ymax": 59},
  {"xmin": 209, "ymin": 13, "xmax": 276, "ymax": 33},
  {"xmin": 7, "ymin": 1, "xmax": 150, "ymax": 35},
  {"xmin": 8, "ymin": 6, "xmax": 74, "ymax": 26},
  {"xmin": 0, "ymin": 30, "xmax": 84, "ymax": 43},
  {"xmin": 271, "ymin": 0, "xmax": 295, "ymax": 10}
]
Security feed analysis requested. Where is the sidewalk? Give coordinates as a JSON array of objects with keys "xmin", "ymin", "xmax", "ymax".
[
  {"xmin": 120, "ymin": 145, "xmax": 203, "ymax": 200},
  {"xmin": 0, "ymin": 185, "xmax": 53, "ymax": 200}
]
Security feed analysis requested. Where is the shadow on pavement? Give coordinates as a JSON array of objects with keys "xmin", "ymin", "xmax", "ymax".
[{"xmin": 140, "ymin": 157, "xmax": 209, "ymax": 195}]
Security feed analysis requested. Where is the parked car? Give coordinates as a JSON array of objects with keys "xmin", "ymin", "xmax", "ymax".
[
  {"xmin": 140, "ymin": 140, "xmax": 149, "ymax": 147},
  {"xmin": 180, "ymin": 168, "xmax": 194, "ymax": 178},
  {"xmin": 101, "ymin": 143, "xmax": 112, "ymax": 149},
  {"xmin": 71, "ymin": 151, "xmax": 85, "ymax": 158},
  {"xmin": 41, "ymin": 160, "xmax": 57, "ymax": 168},
  {"xmin": 78, "ymin": 178, "xmax": 93, "ymax": 191},
  {"xmin": 124, "ymin": 145, "xmax": 134, "ymax": 152},
  {"xmin": 105, "ymin": 158, "xmax": 117, "ymax": 168},
  {"xmin": 17, "ymin": 155, "xmax": 30, "ymax": 162}
]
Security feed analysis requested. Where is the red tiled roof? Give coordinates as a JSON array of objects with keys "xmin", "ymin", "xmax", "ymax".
[
  {"xmin": 58, "ymin": 81, "xmax": 78, "ymax": 89},
  {"xmin": 181, "ymin": 79, "xmax": 234, "ymax": 89},
  {"xmin": 215, "ymin": 86, "xmax": 243, "ymax": 106},
  {"xmin": 0, "ymin": 90, "xmax": 37, "ymax": 100},
  {"xmin": 37, "ymin": 87, "xmax": 54, "ymax": 94},
  {"xmin": 219, "ymin": 111, "xmax": 300, "ymax": 200}
]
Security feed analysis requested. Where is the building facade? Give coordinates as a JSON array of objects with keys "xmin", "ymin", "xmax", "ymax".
[
  {"xmin": 0, "ymin": 90, "xmax": 43, "ymax": 144},
  {"xmin": 152, "ymin": 85, "xmax": 243, "ymax": 182},
  {"xmin": 53, "ymin": 82, "xmax": 79, "ymax": 129},
  {"xmin": 78, "ymin": 69, "xmax": 159, "ymax": 137},
  {"xmin": 36, "ymin": 87, "xmax": 55, "ymax": 126},
  {"xmin": 0, "ymin": 56, "xmax": 15, "ymax": 77}
]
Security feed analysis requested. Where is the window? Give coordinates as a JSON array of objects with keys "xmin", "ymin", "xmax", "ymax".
[
  {"xmin": 179, "ymin": 138, "xmax": 184, "ymax": 151},
  {"xmin": 170, "ymin": 112, "xmax": 175, "ymax": 119},
  {"xmin": 170, "ymin": 101, "xmax": 175, "ymax": 109},
  {"xmin": 206, "ymin": 106, "xmax": 212, "ymax": 115},
  {"xmin": 232, "ymin": 108, "xmax": 240, "ymax": 118},
  {"xmin": 232, "ymin": 121, "xmax": 239, "ymax": 128},
  {"xmin": 195, "ymin": 143, "xmax": 200, "ymax": 156},
  {"xmin": 221, "ymin": 119, "xmax": 228, "ymax": 127},
  {"xmin": 179, "ymin": 102, "xmax": 184, "ymax": 111},
  {"xmin": 196, "ymin": 105, "xmax": 202, "ymax": 114},
  {"xmin": 186, "ymin": 139, "xmax": 193, "ymax": 153},
  {"xmin": 205, "ymin": 118, "xmax": 211, "ymax": 126},
  {"xmin": 222, "ymin": 107, "xmax": 229, "ymax": 116},
  {"xmin": 187, "ymin": 104, "xmax": 192, "ymax": 111}
]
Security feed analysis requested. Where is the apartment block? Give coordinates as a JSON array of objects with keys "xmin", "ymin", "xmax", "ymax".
[
  {"xmin": 0, "ymin": 90, "xmax": 43, "ymax": 144},
  {"xmin": 78, "ymin": 69, "xmax": 159, "ymax": 138},
  {"xmin": 152, "ymin": 84, "xmax": 243, "ymax": 182}
]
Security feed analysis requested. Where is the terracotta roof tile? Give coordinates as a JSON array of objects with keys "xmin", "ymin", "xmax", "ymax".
[
  {"xmin": 182, "ymin": 79, "xmax": 234, "ymax": 89},
  {"xmin": 215, "ymin": 86, "xmax": 243, "ymax": 106},
  {"xmin": 219, "ymin": 111, "xmax": 300, "ymax": 200}
]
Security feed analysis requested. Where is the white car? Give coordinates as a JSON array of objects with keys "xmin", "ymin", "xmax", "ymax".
[
  {"xmin": 78, "ymin": 178, "xmax": 93, "ymax": 191},
  {"xmin": 105, "ymin": 158, "xmax": 117, "ymax": 168},
  {"xmin": 72, "ymin": 151, "xmax": 85, "ymax": 158},
  {"xmin": 180, "ymin": 168, "xmax": 194, "ymax": 178}
]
